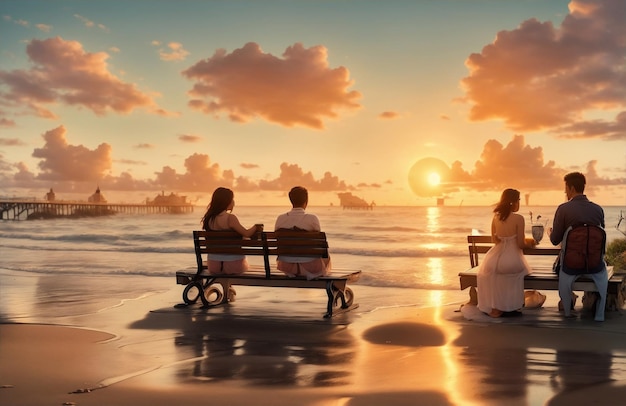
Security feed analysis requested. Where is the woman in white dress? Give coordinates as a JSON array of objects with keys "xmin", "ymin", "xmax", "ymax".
[{"xmin": 477, "ymin": 188, "xmax": 535, "ymax": 317}]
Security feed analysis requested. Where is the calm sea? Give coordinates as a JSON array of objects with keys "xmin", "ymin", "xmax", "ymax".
[{"xmin": 1, "ymin": 205, "xmax": 624, "ymax": 320}]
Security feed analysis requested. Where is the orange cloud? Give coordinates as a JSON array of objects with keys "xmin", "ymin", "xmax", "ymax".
[
  {"xmin": 178, "ymin": 134, "xmax": 202, "ymax": 143},
  {"xmin": 378, "ymin": 111, "xmax": 399, "ymax": 120},
  {"xmin": 32, "ymin": 125, "xmax": 112, "ymax": 182},
  {"xmin": 462, "ymin": 0, "xmax": 626, "ymax": 139},
  {"xmin": 2, "ymin": 126, "xmax": 356, "ymax": 195},
  {"xmin": 0, "ymin": 138, "xmax": 24, "ymax": 146},
  {"xmin": 470, "ymin": 135, "xmax": 562, "ymax": 190},
  {"xmin": 554, "ymin": 111, "xmax": 626, "ymax": 141},
  {"xmin": 115, "ymin": 159, "xmax": 147, "ymax": 166},
  {"xmin": 182, "ymin": 42, "xmax": 361, "ymax": 129},
  {"xmin": 13, "ymin": 162, "xmax": 36, "ymax": 184},
  {"xmin": 410, "ymin": 134, "xmax": 622, "ymax": 198},
  {"xmin": 0, "ymin": 37, "xmax": 166, "ymax": 123},
  {"xmin": 0, "ymin": 118, "xmax": 16, "ymax": 127},
  {"xmin": 258, "ymin": 162, "xmax": 350, "ymax": 191},
  {"xmin": 154, "ymin": 153, "xmax": 234, "ymax": 192}
]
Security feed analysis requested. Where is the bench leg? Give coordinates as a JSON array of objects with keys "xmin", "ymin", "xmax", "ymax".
[
  {"xmin": 182, "ymin": 277, "xmax": 215, "ymax": 305},
  {"xmin": 182, "ymin": 281, "xmax": 203, "ymax": 305},
  {"xmin": 324, "ymin": 283, "xmax": 355, "ymax": 318},
  {"xmin": 325, "ymin": 282, "xmax": 336, "ymax": 318}
]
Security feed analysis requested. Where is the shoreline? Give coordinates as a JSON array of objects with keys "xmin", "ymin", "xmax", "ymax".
[{"xmin": 2, "ymin": 281, "xmax": 626, "ymax": 405}]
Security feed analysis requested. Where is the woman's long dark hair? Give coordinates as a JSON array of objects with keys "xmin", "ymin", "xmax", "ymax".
[
  {"xmin": 201, "ymin": 187, "xmax": 234, "ymax": 230},
  {"xmin": 493, "ymin": 188, "xmax": 520, "ymax": 222}
]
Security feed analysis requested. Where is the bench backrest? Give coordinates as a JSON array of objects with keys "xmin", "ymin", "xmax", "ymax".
[
  {"xmin": 263, "ymin": 230, "xmax": 330, "ymax": 259},
  {"xmin": 193, "ymin": 230, "xmax": 329, "ymax": 278},
  {"xmin": 193, "ymin": 230, "xmax": 269, "ymax": 274},
  {"xmin": 467, "ymin": 235, "xmax": 560, "ymax": 267}
]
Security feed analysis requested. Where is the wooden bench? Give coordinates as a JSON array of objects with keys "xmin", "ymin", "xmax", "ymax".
[
  {"xmin": 458, "ymin": 235, "xmax": 624, "ymax": 307},
  {"xmin": 175, "ymin": 230, "xmax": 361, "ymax": 318}
]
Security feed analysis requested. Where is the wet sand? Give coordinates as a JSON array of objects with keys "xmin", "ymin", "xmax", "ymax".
[{"xmin": 1, "ymin": 284, "xmax": 626, "ymax": 406}]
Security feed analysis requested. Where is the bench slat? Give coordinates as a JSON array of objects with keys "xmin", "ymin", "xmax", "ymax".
[
  {"xmin": 467, "ymin": 235, "xmax": 560, "ymax": 267},
  {"xmin": 459, "ymin": 267, "xmax": 620, "ymax": 293}
]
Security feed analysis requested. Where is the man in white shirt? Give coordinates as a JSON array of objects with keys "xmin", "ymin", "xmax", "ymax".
[{"xmin": 274, "ymin": 186, "xmax": 331, "ymax": 278}]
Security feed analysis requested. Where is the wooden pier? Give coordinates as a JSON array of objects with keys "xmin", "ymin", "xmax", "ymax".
[{"xmin": 0, "ymin": 199, "xmax": 194, "ymax": 220}]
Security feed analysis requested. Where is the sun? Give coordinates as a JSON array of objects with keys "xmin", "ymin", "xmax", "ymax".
[
  {"xmin": 427, "ymin": 172, "xmax": 441, "ymax": 186},
  {"xmin": 408, "ymin": 157, "xmax": 449, "ymax": 197}
]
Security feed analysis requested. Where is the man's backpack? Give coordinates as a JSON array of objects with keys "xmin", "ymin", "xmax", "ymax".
[{"xmin": 560, "ymin": 223, "xmax": 606, "ymax": 275}]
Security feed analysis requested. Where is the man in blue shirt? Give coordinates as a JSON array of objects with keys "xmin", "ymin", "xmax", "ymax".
[
  {"xmin": 549, "ymin": 172, "xmax": 607, "ymax": 321},
  {"xmin": 550, "ymin": 172, "xmax": 605, "ymax": 245}
]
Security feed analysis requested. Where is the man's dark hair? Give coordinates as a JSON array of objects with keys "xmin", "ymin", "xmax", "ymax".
[
  {"xmin": 289, "ymin": 186, "xmax": 308, "ymax": 207},
  {"xmin": 564, "ymin": 172, "xmax": 586, "ymax": 193}
]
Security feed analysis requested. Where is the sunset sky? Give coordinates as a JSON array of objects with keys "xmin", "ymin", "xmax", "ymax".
[{"xmin": 1, "ymin": 0, "xmax": 624, "ymax": 207}]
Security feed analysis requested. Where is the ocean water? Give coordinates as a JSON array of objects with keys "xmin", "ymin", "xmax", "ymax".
[{"xmin": 1, "ymin": 205, "xmax": 624, "ymax": 321}]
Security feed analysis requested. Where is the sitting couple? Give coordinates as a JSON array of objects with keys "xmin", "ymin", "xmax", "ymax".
[{"xmin": 201, "ymin": 186, "xmax": 331, "ymax": 279}]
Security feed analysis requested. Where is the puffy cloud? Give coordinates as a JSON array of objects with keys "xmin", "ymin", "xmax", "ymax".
[
  {"xmin": 133, "ymin": 143, "xmax": 154, "ymax": 149},
  {"xmin": 32, "ymin": 125, "xmax": 112, "ymax": 182},
  {"xmin": 234, "ymin": 176, "xmax": 260, "ymax": 192},
  {"xmin": 182, "ymin": 42, "xmax": 361, "ymax": 129},
  {"xmin": 462, "ymin": 0, "xmax": 626, "ymax": 139},
  {"xmin": 240, "ymin": 163, "xmax": 259, "ymax": 169},
  {"xmin": 157, "ymin": 42, "xmax": 190, "ymax": 62},
  {"xmin": 13, "ymin": 162, "xmax": 37, "ymax": 184},
  {"xmin": 0, "ymin": 37, "xmax": 167, "ymax": 122},
  {"xmin": 99, "ymin": 171, "xmax": 154, "ymax": 191},
  {"xmin": 258, "ymin": 162, "xmax": 350, "ymax": 191},
  {"xmin": 470, "ymin": 135, "xmax": 562, "ymax": 190},
  {"xmin": 584, "ymin": 160, "xmax": 625, "ymax": 187},
  {"xmin": 0, "ymin": 153, "xmax": 14, "ymax": 172},
  {"xmin": 153, "ymin": 153, "xmax": 233, "ymax": 192}
]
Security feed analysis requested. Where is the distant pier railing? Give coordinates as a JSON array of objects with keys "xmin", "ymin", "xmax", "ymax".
[{"xmin": 0, "ymin": 199, "xmax": 194, "ymax": 220}]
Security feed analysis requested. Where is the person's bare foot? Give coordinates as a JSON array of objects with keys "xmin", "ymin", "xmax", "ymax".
[{"xmin": 488, "ymin": 309, "xmax": 503, "ymax": 318}]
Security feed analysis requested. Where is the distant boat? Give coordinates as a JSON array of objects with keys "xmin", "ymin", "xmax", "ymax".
[{"xmin": 337, "ymin": 192, "xmax": 374, "ymax": 210}]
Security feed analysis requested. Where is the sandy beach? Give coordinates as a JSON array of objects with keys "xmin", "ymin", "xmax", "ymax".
[{"xmin": 2, "ymin": 280, "xmax": 626, "ymax": 406}]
